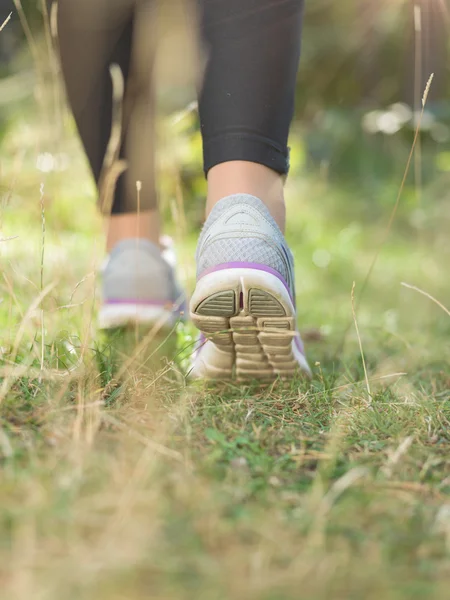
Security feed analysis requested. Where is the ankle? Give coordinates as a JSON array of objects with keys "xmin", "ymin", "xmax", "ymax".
[
  {"xmin": 105, "ymin": 210, "xmax": 161, "ymax": 252},
  {"xmin": 206, "ymin": 161, "xmax": 286, "ymax": 232}
]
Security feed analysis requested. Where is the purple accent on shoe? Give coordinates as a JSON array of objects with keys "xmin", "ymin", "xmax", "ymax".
[
  {"xmin": 194, "ymin": 333, "xmax": 207, "ymax": 359},
  {"xmin": 198, "ymin": 262, "xmax": 294, "ymax": 302},
  {"xmin": 294, "ymin": 335, "xmax": 305, "ymax": 356}
]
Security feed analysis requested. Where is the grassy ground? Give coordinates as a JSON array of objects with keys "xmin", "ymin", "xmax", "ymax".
[{"xmin": 0, "ymin": 86, "xmax": 450, "ymax": 600}]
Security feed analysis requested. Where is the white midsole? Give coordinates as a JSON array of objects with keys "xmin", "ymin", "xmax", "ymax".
[
  {"xmin": 98, "ymin": 303, "xmax": 176, "ymax": 329},
  {"xmin": 190, "ymin": 268, "xmax": 311, "ymax": 380},
  {"xmin": 190, "ymin": 268, "xmax": 295, "ymax": 317}
]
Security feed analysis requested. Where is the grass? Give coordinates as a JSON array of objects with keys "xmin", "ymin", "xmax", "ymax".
[{"xmin": 0, "ymin": 65, "xmax": 450, "ymax": 600}]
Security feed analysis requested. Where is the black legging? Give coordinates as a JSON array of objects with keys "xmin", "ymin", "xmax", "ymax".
[{"xmin": 56, "ymin": 0, "xmax": 304, "ymax": 214}]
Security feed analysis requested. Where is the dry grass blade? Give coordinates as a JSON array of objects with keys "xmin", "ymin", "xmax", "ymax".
[
  {"xmin": 335, "ymin": 73, "xmax": 435, "ymax": 358},
  {"xmin": 12, "ymin": 0, "xmax": 38, "ymax": 62},
  {"xmin": 414, "ymin": 5, "xmax": 422, "ymax": 206},
  {"xmin": 0, "ymin": 282, "xmax": 57, "ymax": 403},
  {"xmin": 40, "ymin": 183, "xmax": 46, "ymax": 377},
  {"xmin": 102, "ymin": 414, "xmax": 183, "ymax": 462},
  {"xmin": 382, "ymin": 436, "xmax": 414, "ymax": 479},
  {"xmin": 351, "ymin": 282, "xmax": 371, "ymax": 403},
  {"xmin": 422, "ymin": 73, "xmax": 434, "ymax": 107},
  {"xmin": 135, "ymin": 181, "xmax": 142, "ymax": 345},
  {"xmin": 40, "ymin": 183, "xmax": 45, "ymax": 292},
  {"xmin": 99, "ymin": 64, "xmax": 127, "ymax": 215},
  {"xmin": 401, "ymin": 282, "xmax": 450, "ymax": 317},
  {"xmin": 323, "ymin": 467, "xmax": 369, "ymax": 510},
  {"xmin": 360, "ymin": 73, "xmax": 434, "ymax": 293},
  {"xmin": 0, "ymin": 12, "xmax": 12, "ymax": 32}
]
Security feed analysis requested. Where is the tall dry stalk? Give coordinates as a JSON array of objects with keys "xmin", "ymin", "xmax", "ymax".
[
  {"xmin": 351, "ymin": 282, "xmax": 371, "ymax": 403},
  {"xmin": 336, "ymin": 74, "xmax": 434, "ymax": 359},
  {"xmin": 401, "ymin": 282, "xmax": 450, "ymax": 317},
  {"xmin": 0, "ymin": 12, "xmax": 12, "ymax": 32},
  {"xmin": 414, "ymin": 4, "xmax": 423, "ymax": 205},
  {"xmin": 40, "ymin": 183, "xmax": 46, "ymax": 376}
]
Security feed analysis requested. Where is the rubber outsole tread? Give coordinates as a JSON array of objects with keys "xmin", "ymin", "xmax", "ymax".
[
  {"xmin": 196, "ymin": 290, "xmax": 236, "ymax": 316},
  {"xmin": 191, "ymin": 278, "xmax": 309, "ymax": 381}
]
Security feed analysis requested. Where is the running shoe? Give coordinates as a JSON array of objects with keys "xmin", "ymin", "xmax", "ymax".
[
  {"xmin": 190, "ymin": 194, "xmax": 311, "ymax": 380},
  {"xmin": 99, "ymin": 238, "xmax": 185, "ymax": 329}
]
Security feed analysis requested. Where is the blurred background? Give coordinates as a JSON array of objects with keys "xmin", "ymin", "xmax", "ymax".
[
  {"xmin": 2, "ymin": 0, "xmax": 449, "ymax": 181},
  {"xmin": 1, "ymin": 5, "xmax": 450, "ymax": 597},
  {"xmin": 0, "ymin": 0, "xmax": 449, "ymax": 347}
]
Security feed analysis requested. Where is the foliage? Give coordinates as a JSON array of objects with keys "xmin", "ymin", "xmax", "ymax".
[
  {"xmin": 0, "ymin": 2, "xmax": 449, "ymax": 597},
  {"xmin": 1, "ymin": 82, "xmax": 450, "ymax": 597}
]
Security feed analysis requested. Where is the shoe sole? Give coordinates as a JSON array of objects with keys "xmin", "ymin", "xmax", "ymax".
[
  {"xmin": 190, "ymin": 268, "xmax": 311, "ymax": 381},
  {"xmin": 98, "ymin": 303, "xmax": 177, "ymax": 330}
]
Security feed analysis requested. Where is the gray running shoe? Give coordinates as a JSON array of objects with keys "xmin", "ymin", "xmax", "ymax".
[
  {"xmin": 99, "ymin": 238, "xmax": 185, "ymax": 329},
  {"xmin": 190, "ymin": 194, "xmax": 311, "ymax": 381}
]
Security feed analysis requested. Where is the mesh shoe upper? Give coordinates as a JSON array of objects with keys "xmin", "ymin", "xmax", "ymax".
[
  {"xmin": 196, "ymin": 194, "xmax": 296, "ymax": 299},
  {"xmin": 102, "ymin": 239, "xmax": 183, "ymax": 307}
]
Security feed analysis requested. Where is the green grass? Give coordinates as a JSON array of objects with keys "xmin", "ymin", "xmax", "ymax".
[{"xmin": 0, "ymin": 94, "xmax": 449, "ymax": 600}]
